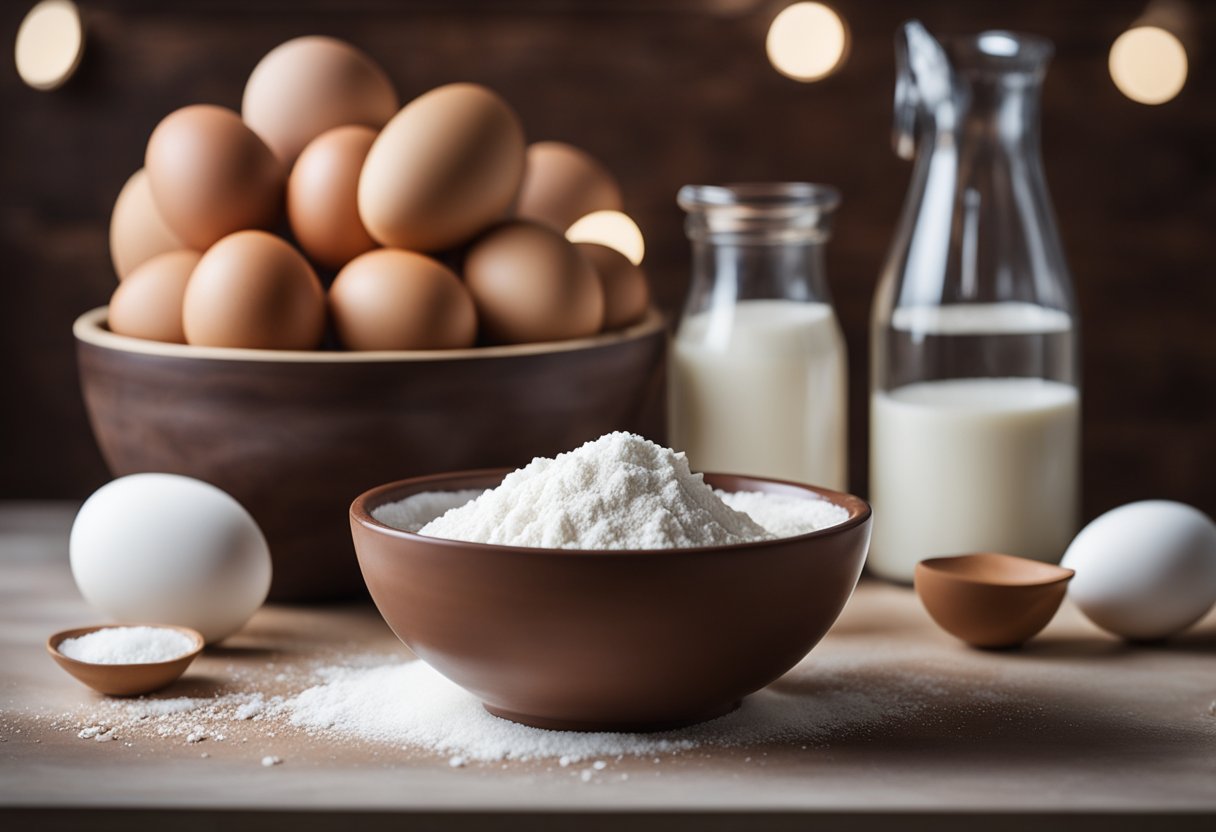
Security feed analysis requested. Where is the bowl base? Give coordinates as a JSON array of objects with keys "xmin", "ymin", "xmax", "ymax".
[{"xmin": 482, "ymin": 699, "xmax": 742, "ymax": 733}]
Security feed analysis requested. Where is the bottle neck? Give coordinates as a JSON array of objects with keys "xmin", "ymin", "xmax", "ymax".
[
  {"xmin": 687, "ymin": 235, "xmax": 832, "ymax": 311},
  {"xmin": 678, "ymin": 183, "xmax": 840, "ymax": 314},
  {"xmin": 879, "ymin": 49, "xmax": 1075, "ymax": 310},
  {"xmin": 955, "ymin": 72, "xmax": 1044, "ymax": 157}
]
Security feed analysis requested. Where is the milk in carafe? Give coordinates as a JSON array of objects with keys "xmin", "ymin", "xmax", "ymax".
[{"xmin": 869, "ymin": 24, "xmax": 1081, "ymax": 582}]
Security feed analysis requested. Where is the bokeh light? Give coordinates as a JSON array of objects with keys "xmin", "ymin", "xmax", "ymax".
[
  {"xmin": 15, "ymin": 0, "xmax": 83, "ymax": 91},
  {"xmin": 765, "ymin": 2, "xmax": 848, "ymax": 83},
  {"xmin": 566, "ymin": 211, "xmax": 645, "ymax": 266},
  {"xmin": 1109, "ymin": 25, "xmax": 1187, "ymax": 105}
]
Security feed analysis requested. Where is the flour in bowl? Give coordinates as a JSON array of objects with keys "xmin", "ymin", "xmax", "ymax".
[
  {"xmin": 371, "ymin": 489, "xmax": 485, "ymax": 533},
  {"xmin": 715, "ymin": 489, "xmax": 848, "ymax": 539},
  {"xmin": 372, "ymin": 432, "xmax": 850, "ymax": 549}
]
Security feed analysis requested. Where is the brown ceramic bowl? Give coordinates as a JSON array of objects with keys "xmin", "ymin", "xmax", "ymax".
[
  {"xmin": 350, "ymin": 470, "xmax": 871, "ymax": 732},
  {"xmin": 47, "ymin": 624, "xmax": 205, "ymax": 696},
  {"xmin": 915, "ymin": 553, "xmax": 1075, "ymax": 649},
  {"xmin": 74, "ymin": 306, "xmax": 666, "ymax": 602}
]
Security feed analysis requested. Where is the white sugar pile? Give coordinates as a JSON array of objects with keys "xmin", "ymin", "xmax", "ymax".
[
  {"xmin": 372, "ymin": 433, "xmax": 848, "ymax": 548},
  {"xmin": 58, "ymin": 626, "xmax": 196, "ymax": 664}
]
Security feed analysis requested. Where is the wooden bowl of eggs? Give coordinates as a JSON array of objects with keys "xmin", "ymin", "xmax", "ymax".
[{"xmin": 77, "ymin": 37, "xmax": 665, "ymax": 602}]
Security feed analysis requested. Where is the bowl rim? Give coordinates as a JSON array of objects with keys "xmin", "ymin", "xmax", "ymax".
[
  {"xmin": 47, "ymin": 623, "xmax": 206, "ymax": 669},
  {"xmin": 350, "ymin": 468, "xmax": 872, "ymax": 557},
  {"xmin": 915, "ymin": 552, "xmax": 1075, "ymax": 588},
  {"xmin": 74, "ymin": 305, "xmax": 665, "ymax": 363}
]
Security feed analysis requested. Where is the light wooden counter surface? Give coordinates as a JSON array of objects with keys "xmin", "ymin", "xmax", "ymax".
[{"xmin": 1, "ymin": 503, "xmax": 1213, "ymax": 831}]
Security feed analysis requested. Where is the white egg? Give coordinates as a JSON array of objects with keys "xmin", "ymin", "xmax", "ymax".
[
  {"xmin": 70, "ymin": 474, "xmax": 272, "ymax": 644},
  {"xmin": 1061, "ymin": 500, "xmax": 1216, "ymax": 640}
]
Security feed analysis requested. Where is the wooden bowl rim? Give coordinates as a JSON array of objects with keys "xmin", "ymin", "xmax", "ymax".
[
  {"xmin": 916, "ymin": 553, "xmax": 1075, "ymax": 589},
  {"xmin": 351, "ymin": 468, "xmax": 872, "ymax": 557},
  {"xmin": 74, "ymin": 305, "xmax": 665, "ymax": 363},
  {"xmin": 47, "ymin": 623, "xmax": 205, "ymax": 669}
]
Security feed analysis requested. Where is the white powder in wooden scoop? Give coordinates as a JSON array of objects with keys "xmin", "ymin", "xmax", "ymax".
[
  {"xmin": 373, "ymin": 432, "xmax": 848, "ymax": 547},
  {"xmin": 58, "ymin": 626, "xmax": 195, "ymax": 664}
]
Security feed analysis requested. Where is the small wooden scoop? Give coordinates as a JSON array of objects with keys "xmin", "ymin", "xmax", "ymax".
[
  {"xmin": 915, "ymin": 553, "xmax": 1074, "ymax": 648},
  {"xmin": 47, "ymin": 624, "xmax": 204, "ymax": 696}
]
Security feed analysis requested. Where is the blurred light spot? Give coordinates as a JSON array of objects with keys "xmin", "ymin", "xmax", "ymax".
[
  {"xmin": 766, "ymin": 2, "xmax": 848, "ymax": 82},
  {"xmin": 15, "ymin": 0, "xmax": 83, "ymax": 91},
  {"xmin": 1109, "ymin": 26, "xmax": 1187, "ymax": 105},
  {"xmin": 566, "ymin": 211, "xmax": 645, "ymax": 266}
]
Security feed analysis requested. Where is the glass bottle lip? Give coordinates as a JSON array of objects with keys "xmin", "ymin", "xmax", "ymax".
[
  {"xmin": 679, "ymin": 182, "xmax": 840, "ymax": 213},
  {"xmin": 947, "ymin": 30, "xmax": 1054, "ymax": 75},
  {"xmin": 678, "ymin": 183, "xmax": 840, "ymax": 242}
]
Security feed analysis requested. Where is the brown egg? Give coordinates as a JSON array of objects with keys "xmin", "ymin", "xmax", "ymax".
[
  {"xmin": 183, "ymin": 231, "xmax": 325, "ymax": 350},
  {"xmin": 329, "ymin": 250, "xmax": 477, "ymax": 351},
  {"xmin": 516, "ymin": 142, "xmax": 624, "ymax": 232},
  {"xmin": 108, "ymin": 250, "xmax": 200, "ymax": 343},
  {"xmin": 109, "ymin": 169, "xmax": 185, "ymax": 280},
  {"xmin": 358, "ymin": 83, "xmax": 525, "ymax": 252},
  {"xmin": 145, "ymin": 105, "xmax": 284, "ymax": 251},
  {"xmin": 242, "ymin": 36, "xmax": 398, "ymax": 165},
  {"xmin": 464, "ymin": 221, "xmax": 604, "ymax": 344},
  {"xmin": 287, "ymin": 125, "xmax": 379, "ymax": 270},
  {"xmin": 576, "ymin": 243, "xmax": 650, "ymax": 330}
]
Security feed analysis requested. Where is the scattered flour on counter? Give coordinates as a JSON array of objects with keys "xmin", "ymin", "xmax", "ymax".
[
  {"xmin": 280, "ymin": 658, "xmax": 926, "ymax": 763},
  {"xmin": 77, "ymin": 725, "xmax": 116, "ymax": 742},
  {"xmin": 234, "ymin": 694, "xmax": 269, "ymax": 721},
  {"xmin": 284, "ymin": 660, "xmax": 698, "ymax": 761},
  {"xmin": 40, "ymin": 650, "xmax": 984, "ymax": 766},
  {"xmin": 375, "ymin": 432, "xmax": 851, "ymax": 549},
  {"xmin": 63, "ymin": 690, "xmax": 284, "ymax": 747},
  {"xmin": 58, "ymin": 626, "xmax": 196, "ymax": 665}
]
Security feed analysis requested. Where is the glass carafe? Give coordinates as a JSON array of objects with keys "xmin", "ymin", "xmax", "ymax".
[
  {"xmin": 671, "ymin": 183, "xmax": 847, "ymax": 490},
  {"xmin": 869, "ymin": 22, "xmax": 1080, "ymax": 582}
]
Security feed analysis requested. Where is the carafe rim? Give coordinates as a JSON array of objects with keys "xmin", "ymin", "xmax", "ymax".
[
  {"xmin": 678, "ymin": 182, "xmax": 841, "ymax": 215},
  {"xmin": 947, "ymin": 29, "xmax": 1055, "ymax": 74}
]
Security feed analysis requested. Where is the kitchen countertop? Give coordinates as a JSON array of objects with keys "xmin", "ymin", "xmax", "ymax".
[{"xmin": 1, "ymin": 502, "xmax": 1213, "ymax": 831}]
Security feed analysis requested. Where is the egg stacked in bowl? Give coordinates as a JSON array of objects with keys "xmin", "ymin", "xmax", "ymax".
[{"xmin": 107, "ymin": 36, "xmax": 650, "ymax": 352}]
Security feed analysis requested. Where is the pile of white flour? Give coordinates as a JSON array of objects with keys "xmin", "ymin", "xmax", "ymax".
[
  {"xmin": 715, "ymin": 490, "xmax": 844, "ymax": 539},
  {"xmin": 373, "ymin": 433, "xmax": 848, "ymax": 548}
]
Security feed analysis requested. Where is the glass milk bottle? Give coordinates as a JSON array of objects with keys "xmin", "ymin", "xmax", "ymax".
[
  {"xmin": 869, "ymin": 22, "xmax": 1080, "ymax": 582},
  {"xmin": 671, "ymin": 183, "xmax": 847, "ymax": 490}
]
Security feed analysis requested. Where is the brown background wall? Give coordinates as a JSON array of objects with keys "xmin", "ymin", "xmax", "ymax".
[{"xmin": 1, "ymin": 0, "xmax": 1212, "ymax": 517}]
